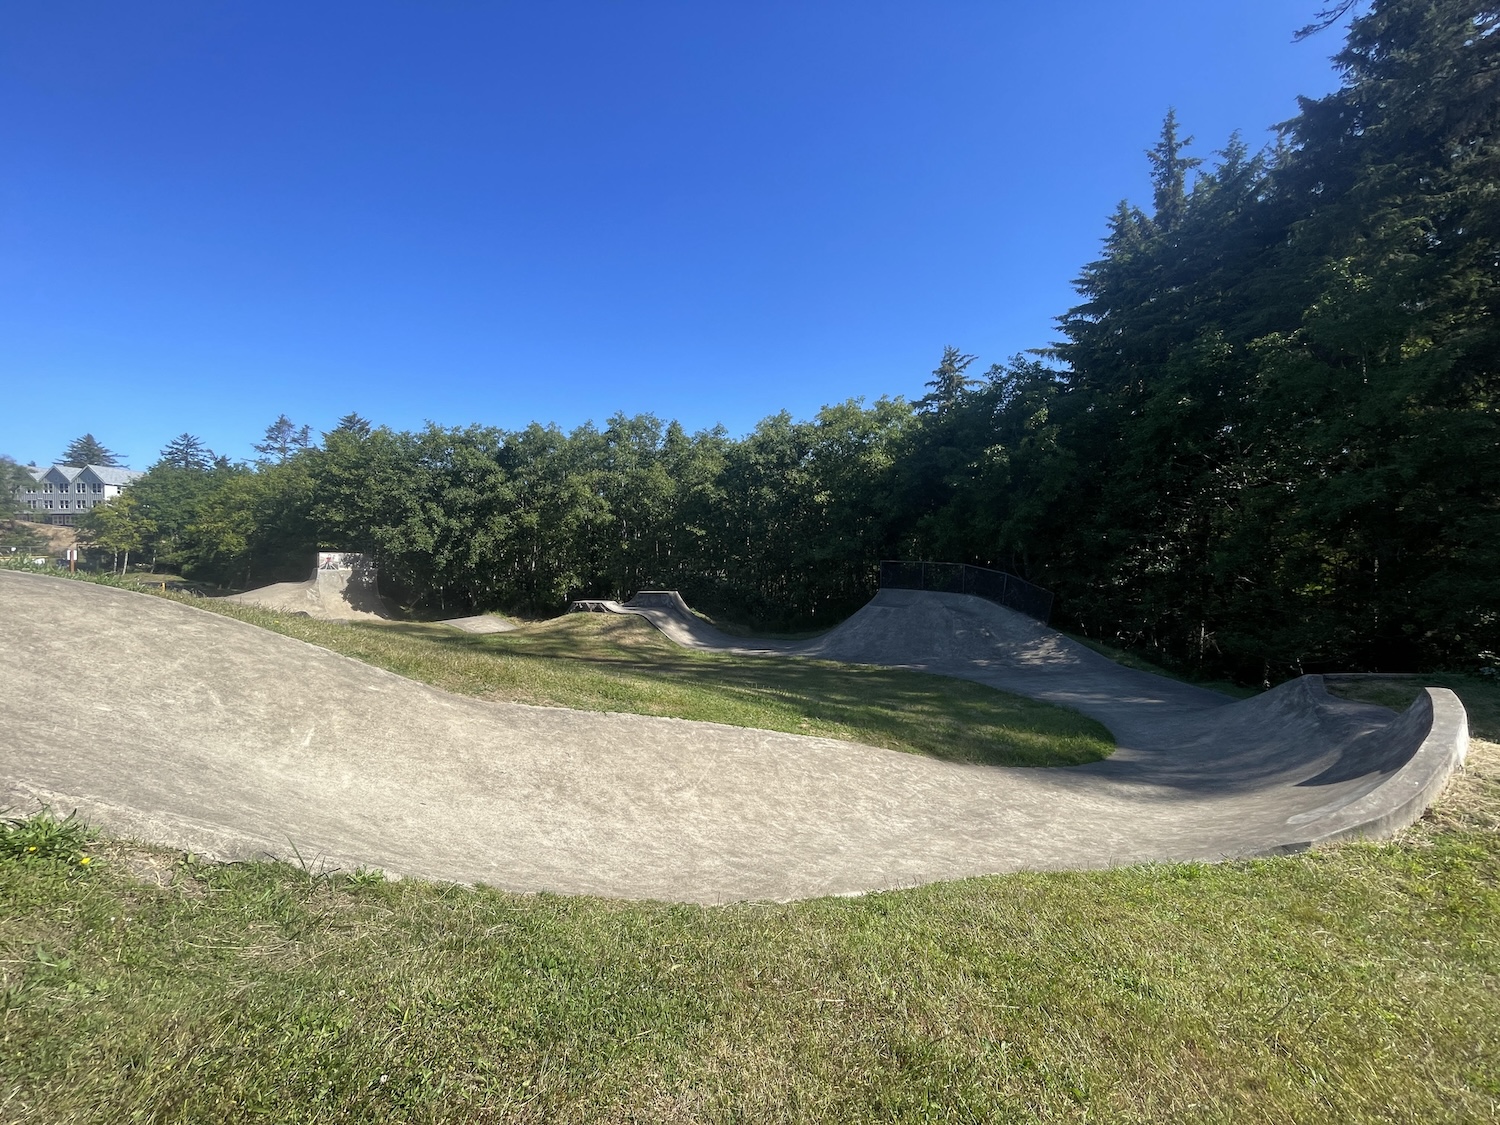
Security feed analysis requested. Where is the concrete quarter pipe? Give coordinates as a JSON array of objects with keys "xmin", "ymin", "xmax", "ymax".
[{"xmin": 0, "ymin": 573, "xmax": 1469, "ymax": 902}]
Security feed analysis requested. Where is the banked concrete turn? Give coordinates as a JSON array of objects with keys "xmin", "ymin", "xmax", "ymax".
[{"xmin": 2, "ymin": 572, "xmax": 1469, "ymax": 902}]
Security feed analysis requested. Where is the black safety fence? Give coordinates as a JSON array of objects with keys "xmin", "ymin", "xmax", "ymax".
[{"xmin": 878, "ymin": 560, "xmax": 1055, "ymax": 623}]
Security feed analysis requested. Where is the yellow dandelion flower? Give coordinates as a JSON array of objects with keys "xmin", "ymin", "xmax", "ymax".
[{"xmin": 78, "ymin": 856, "xmax": 92, "ymax": 866}]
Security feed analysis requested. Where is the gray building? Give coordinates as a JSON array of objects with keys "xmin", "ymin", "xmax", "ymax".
[{"xmin": 19, "ymin": 464, "xmax": 144, "ymax": 526}]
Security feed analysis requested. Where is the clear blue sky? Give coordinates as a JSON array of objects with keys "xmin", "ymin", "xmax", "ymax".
[{"xmin": 1, "ymin": 1, "xmax": 1351, "ymax": 468}]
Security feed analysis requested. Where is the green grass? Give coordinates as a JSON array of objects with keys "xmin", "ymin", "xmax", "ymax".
[
  {"xmin": 1325, "ymin": 674, "xmax": 1500, "ymax": 742},
  {"xmin": 0, "ymin": 808, "xmax": 95, "ymax": 868},
  {"xmin": 169, "ymin": 598, "xmax": 1115, "ymax": 769},
  {"xmin": 1062, "ymin": 632, "xmax": 1259, "ymax": 698},
  {"xmin": 2, "ymin": 741, "xmax": 1496, "ymax": 1123}
]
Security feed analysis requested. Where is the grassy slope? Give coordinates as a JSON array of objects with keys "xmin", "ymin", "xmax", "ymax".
[
  {"xmin": 173, "ymin": 597, "xmax": 1114, "ymax": 769},
  {"xmin": 1327, "ymin": 674, "xmax": 1500, "ymax": 738},
  {"xmin": 1062, "ymin": 632, "xmax": 1260, "ymax": 699}
]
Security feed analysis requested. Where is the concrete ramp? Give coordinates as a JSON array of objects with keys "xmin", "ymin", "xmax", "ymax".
[
  {"xmin": 594, "ymin": 588, "xmax": 1470, "ymax": 854},
  {"xmin": 0, "ymin": 574, "xmax": 1469, "ymax": 902},
  {"xmin": 569, "ymin": 591, "xmax": 800, "ymax": 654},
  {"xmin": 223, "ymin": 554, "xmax": 396, "ymax": 622}
]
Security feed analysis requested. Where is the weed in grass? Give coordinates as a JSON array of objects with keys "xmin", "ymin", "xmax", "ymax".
[{"xmin": 0, "ymin": 808, "xmax": 95, "ymax": 870}]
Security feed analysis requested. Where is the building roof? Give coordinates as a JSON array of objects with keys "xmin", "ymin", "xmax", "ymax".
[
  {"xmin": 24, "ymin": 464, "xmax": 144, "ymax": 487},
  {"xmin": 79, "ymin": 465, "xmax": 144, "ymax": 486}
]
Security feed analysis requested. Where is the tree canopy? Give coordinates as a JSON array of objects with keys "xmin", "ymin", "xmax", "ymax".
[
  {"xmin": 60, "ymin": 434, "xmax": 122, "ymax": 467},
  {"xmin": 1, "ymin": 456, "xmax": 36, "ymax": 518},
  {"xmin": 158, "ymin": 434, "xmax": 216, "ymax": 471},
  {"xmin": 253, "ymin": 415, "xmax": 313, "ymax": 465}
]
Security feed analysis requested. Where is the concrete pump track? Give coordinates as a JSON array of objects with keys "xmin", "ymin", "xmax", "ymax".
[{"xmin": 1, "ymin": 571, "xmax": 1470, "ymax": 903}]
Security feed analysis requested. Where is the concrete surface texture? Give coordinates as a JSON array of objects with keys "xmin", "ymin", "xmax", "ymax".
[
  {"xmin": 1, "ymin": 573, "xmax": 1469, "ymax": 902},
  {"xmin": 223, "ymin": 555, "xmax": 396, "ymax": 621}
]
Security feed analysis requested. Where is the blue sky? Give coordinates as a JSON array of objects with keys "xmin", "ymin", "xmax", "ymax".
[{"xmin": 1, "ymin": 2, "xmax": 1350, "ymax": 467}]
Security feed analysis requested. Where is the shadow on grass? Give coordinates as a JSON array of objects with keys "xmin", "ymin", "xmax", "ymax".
[
  {"xmin": 1326, "ymin": 674, "xmax": 1499, "ymax": 743},
  {"xmin": 322, "ymin": 613, "xmax": 1115, "ymax": 769}
]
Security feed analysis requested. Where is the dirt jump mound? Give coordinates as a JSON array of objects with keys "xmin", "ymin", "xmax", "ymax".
[{"xmin": 222, "ymin": 552, "xmax": 396, "ymax": 622}]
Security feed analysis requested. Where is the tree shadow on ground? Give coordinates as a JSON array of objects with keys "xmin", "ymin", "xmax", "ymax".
[{"xmin": 359, "ymin": 615, "xmax": 1114, "ymax": 769}]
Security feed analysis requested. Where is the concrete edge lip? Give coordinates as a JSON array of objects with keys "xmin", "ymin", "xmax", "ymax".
[{"xmin": 1293, "ymin": 686, "xmax": 1470, "ymax": 849}]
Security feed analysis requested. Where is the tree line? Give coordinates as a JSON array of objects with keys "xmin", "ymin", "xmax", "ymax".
[{"xmin": 59, "ymin": 0, "xmax": 1499, "ymax": 681}]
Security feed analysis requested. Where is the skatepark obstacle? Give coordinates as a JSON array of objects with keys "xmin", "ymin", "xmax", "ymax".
[
  {"xmin": 1, "ymin": 573, "xmax": 1471, "ymax": 901},
  {"xmin": 221, "ymin": 553, "xmax": 395, "ymax": 621},
  {"xmin": 879, "ymin": 560, "xmax": 1054, "ymax": 622}
]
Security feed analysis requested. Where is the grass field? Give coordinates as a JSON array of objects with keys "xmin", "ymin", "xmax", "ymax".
[{"xmin": 1327, "ymin": 674, "xmax": 1500, "ymax": 739}]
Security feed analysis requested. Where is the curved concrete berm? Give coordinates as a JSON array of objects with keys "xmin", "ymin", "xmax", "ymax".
[{"xmin": 1, "ymin": 573, "xmax": 1469, "ymax": 903}]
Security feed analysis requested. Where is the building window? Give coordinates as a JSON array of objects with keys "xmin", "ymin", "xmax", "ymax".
[
  {"xmin": 59, "ymin": 500, "xmax": 69, "ymax": 509},
  {"xmin": 75, "ymin": 483, "xmax": 85, "ymax": 493},
  {"xmin": 44, "ymin": 500, "xmax": 52, "ymax": 509},
  {"xmin": 92, "ymin": 483, "xmax": 103, "ymax": 493},
  {"xmin": 42, "ymin": 483, "xmax": 53, "ymax": 493}
]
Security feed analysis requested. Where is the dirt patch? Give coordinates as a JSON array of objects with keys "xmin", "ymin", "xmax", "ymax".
[{"xmin": 1, "ymin": 519, "xmax": 76, "ymax": 554}]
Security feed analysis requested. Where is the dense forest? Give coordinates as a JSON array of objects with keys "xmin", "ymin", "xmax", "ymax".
[{"xmin": 43, "ymin": 0, "xmax": 1499, "ymax": 681}]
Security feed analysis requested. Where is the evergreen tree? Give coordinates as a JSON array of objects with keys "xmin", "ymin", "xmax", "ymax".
[
  {"xmin": 1145, "ymin": 109, "xmax": 1201, "ymax": 231},
  {"xmin": 253, "ymin": 415, "xmax": 313, "ymax": 465},
  {"xmin": 327, "ymin": 412, "xmax": 373, "ymax": 439},
  {"xmin": 159, "ymin": 433, "xmax": 215, "ymax": 471},
  {"xmin": 917, "ymin": 347, "xmax": 979, "ymax": 414},
  {"xmin": 60, "ymin": 434, "xmax": 122, "ymax": 467}
]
